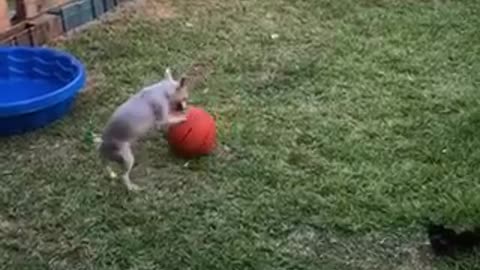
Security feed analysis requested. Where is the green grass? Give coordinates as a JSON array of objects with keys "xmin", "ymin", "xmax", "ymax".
[{"xmin": 2, "ymin": 0, "xmax": 480, "ymax": 268}]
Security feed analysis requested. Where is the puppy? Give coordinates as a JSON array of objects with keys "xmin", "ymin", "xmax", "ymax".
[{"xmin": 98, "ymin": 68, "xmax": 189, "ymax": 191}]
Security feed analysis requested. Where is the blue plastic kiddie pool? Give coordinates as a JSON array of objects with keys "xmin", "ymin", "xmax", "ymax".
[{"xmin": 0, "ymin": 47, "xmax": 86, "ymax": 136}]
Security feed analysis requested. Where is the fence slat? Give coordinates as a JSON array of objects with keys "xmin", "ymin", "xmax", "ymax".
[{"xmin": 16, "ymin": 0, "xmax": 67, "ymax": 19}]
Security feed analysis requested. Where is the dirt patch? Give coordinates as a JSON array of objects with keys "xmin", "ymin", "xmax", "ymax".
[
  {"xmin": 136, "ymin": 0, "xmax": 176, "ymax": 20},
  {"xmin": 112, "ymin": 0, "xmax": 177, "ymax": 22},
  {"xmin": 79, "ymin": 73, "xmax": 103, "ymax": 95},
  {"xmin": 72, "ymin": 0, "xmax": 178, "ymax": 28},
  {"xmin": 117, "ymin": 0, "xmax": 225, "ymax": 23},
  {"xmin": 183, "ymin": 59, "xmax": 215, "ymax": 90}
]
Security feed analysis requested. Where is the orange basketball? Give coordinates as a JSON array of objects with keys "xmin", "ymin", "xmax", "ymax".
[{"xmin": 167, "ymin": 106, "xmax": 217, "ymax": 158}]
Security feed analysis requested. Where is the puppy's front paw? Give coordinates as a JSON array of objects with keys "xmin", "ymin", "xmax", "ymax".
[
  {"xmin": 167, "ymin": 115, "xmax": 187, "ymax": 125},
  {"xmin": 178, "ymin": 115, "xmax": 187, "ymax": 123},
  {"xmin": 177, "ymin": 114, "xmax": 188, "ymax": 123}
]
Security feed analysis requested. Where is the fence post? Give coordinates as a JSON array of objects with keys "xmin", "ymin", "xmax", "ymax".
[
  {"xmin": 0, "ymin": 0, "xmax": 10, "ymax": 32},
  {"xmin": 15, "ymin": 0, "xmax": 37, "ymax": 19}
]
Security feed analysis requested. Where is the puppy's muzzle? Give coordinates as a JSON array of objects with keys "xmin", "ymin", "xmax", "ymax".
[{"xmin": 176, "ymin": 100, "xmax": 187, "ymax": 111}]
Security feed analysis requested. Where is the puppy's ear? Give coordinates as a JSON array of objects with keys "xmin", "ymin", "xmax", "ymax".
[{"xmin": 178, "ymin": 77, "xmax": 187, "ymax": 89}]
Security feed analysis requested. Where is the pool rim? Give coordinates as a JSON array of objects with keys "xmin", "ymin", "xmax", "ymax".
[{"xmin": 0, "ymin": 46, "xmax": 86, "ymax": 117}]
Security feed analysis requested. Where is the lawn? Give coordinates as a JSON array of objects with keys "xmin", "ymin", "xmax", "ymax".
[{"xmin": 2, "ymin": 0, "xmax": 480, "ymax": 269}]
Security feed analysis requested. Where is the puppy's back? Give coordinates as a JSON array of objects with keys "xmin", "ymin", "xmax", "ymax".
[{"xmin": 102, "ymin": 96, "xmax": 156, "ymax": 143}]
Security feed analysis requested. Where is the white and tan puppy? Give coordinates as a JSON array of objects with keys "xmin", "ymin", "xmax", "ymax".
[{"xmin": 98, "ymin": 68, "xmax": 189, "ymax": 191}]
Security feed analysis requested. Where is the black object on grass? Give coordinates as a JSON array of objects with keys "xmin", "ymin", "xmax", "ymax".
[{"xmin": 427, "ymin": 223, "xmax": 480, "ymax": 257}]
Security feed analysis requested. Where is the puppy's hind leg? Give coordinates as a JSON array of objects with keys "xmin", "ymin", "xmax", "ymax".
[
  {"xmin": 118, "ymin": 143, "xmax": 141, "ymax": 191},
  {"xmin": 98, "ymin": 140, "xmax": 119, "ymax": 180},
  {"xmin": 106, "ymin": 166, "xmax": 118, "ymax": 179},
  {"xmin": 99, "ymin": 156, "xmax": 118, "ymax": 179}
]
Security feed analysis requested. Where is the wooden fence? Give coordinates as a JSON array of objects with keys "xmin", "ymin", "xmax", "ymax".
[{"xmin": 0, "ymin": 0, "xmax": 124, "ymax": 45}]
